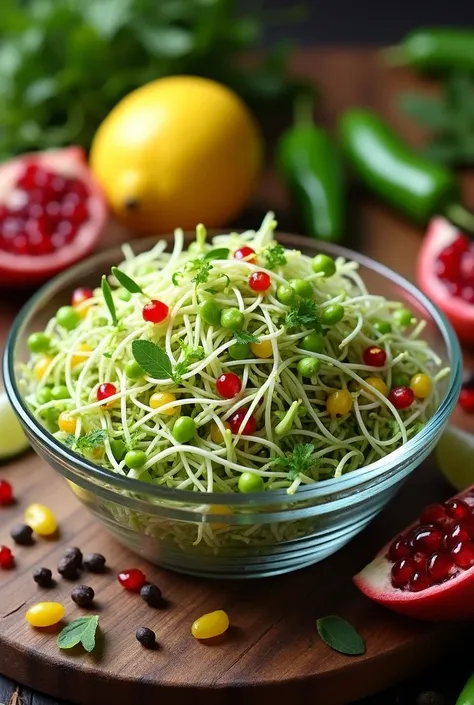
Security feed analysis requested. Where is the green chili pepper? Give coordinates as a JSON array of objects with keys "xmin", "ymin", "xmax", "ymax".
[
  {"xmin": 385, "ymin": 28, "xmax": 474, "ymax": 73},
  {"xmin": 455, "ymin": 672, "xmax": 474, "ymax": 705},
  {"xmin": 339, "ymin": 108, "xmax": 474, "ymax": 231},
  {"xmin": 276, "ymin": 98, "xmax": 345, "ymax": 242}
]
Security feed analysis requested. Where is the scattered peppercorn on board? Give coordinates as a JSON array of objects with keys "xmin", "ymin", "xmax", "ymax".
[{"xmin": 0, "ymin": 448, "xmax": 465, "ymax": 705}]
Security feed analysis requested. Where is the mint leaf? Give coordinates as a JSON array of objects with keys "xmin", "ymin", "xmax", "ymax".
[
  {"xmin": 233, "ymin": 331, "xmax": 259, "ymax": 345},
  {"xmin": 316, "ymin": 616, "xmax": 365, "ymax": 656},
  {"xmin": 101, "ymin": 276, "xmax": 118, "ymax": 327},
  {"xmin": 111, "ymin": 267, "xmax": 144, "ymax": 295},
  {"xmin": 132, "ymin": 340, "xmax": 172, "ymax": 379},
  {"xmin": 204, "ymin": 248, "xmax": 229, "ymax": 261},
  {"xmin": 57, "ymin": 616, "xmax": 99, "ymax": 653},
  {"xmin": 264, "ymin": 243, "xmax": 287, "ymax": 270}
]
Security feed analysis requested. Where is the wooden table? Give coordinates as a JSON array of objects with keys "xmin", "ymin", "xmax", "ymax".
[{"xmin": 0, "ymin": 48, "xmax": 472, "ymax": 705}]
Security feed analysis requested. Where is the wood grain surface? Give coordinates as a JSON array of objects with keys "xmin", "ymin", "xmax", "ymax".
[{"xmin": 0, "ymin": 48, "xmax": 473, "ymax": 705}]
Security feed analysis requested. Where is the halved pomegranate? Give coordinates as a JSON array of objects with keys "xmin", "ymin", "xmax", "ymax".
[
  {"xmin": 0, "ymin": 147, "xmax": 107, "ymax": 286},
  {"xmin": 417, "ymin": 216, "xmax": 474, "ymax": 345},
  {"xmin": 354, "ymin": 487, "xmax": 474, "ymax": 620}
]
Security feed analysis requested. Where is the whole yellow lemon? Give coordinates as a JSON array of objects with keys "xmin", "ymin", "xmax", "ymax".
[{"xmin": 90, "ymin": 76, "xmax": 263, "ymax": 233}]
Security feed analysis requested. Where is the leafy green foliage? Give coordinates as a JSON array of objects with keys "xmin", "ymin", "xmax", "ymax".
[
  {"xmin": 57, "ymin": 616, "xmax": 99, "ymax": 653},
  {"xmin": 271, "ymin": 442, "xmax": 318, "ymax": 480},
  {"xmin": 101, "ymin": 276, "xmax": 118, "ymax": 326},
  {"xmin": 233, "ymin": 331, "xmax": 259, "ymax": 344},
  {"xmin": 190, "ymin": 260, "xmax": 213, "ymax": 286},
  {"xmin": 399, "ymin": 71, "xmax": 474, "ymax": 165},
  {"xmin": 264, "ymin": 243, "xmax": 287, "ymax": 270},
  {"xmin": 203, "ymin": 248, "xmax": 230, "ymax": 261},
  {"xmin": 284, "ymin": 299, "xmax": 321, "ymax": 330},
  {"xmin": 0, "ymin": 0, "xmax": 308, "ymax": 155},
  {"xmin": 132, "ymin": 340, "xmax": 172, "ymax": 379},
  {"xmin": 316, "ymin": 616, "xmax": 366, "ymax": 656},
  {"xmin": 174, "ymin": 340, "xmax": 205, "ymax": 382},
  {"xmin": 65, "ymin": 429, "xmax": 108, "ymax": 450},
  {"xmin": 111, "ymin": 267, "xmax": 144, "ymax": 295}
]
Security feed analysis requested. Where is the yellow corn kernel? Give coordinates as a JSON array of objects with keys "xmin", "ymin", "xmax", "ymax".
[
  {"xmin": 191, "ymin": 610, "xmax": 229, "ymax": 640},
  {"xmin": 71, "ymin": 343, "xmax": 92, "ymax": 368},
  {"xmin": 76, "ymin": 300, "xmax": 95, "ymax": 319},
  {"xmin": 250, "ymin": 339, "xmax": 273, "ymax": 359},
  {"xmin": 209, "ymin": 504, "xmax": 230, "ymax": 531},
  {"xmin": 149, "ymin": 391, "xmax": 177, "ymax": 415},
  {"xmin": 326, "ymin": 389, "xmax": 352, "ymax": 417},
  {"xmin": 58, "ymin": 411, "xmax": 77, "ymax": 434},
  {"xmin": 34, "ymin": 356, "xmax": 52, "ymax": 380},
  {"xmin": 410, "ymin": 373, "xmax": 432, "ymax": 399},
  {"xmin": 210, "ymin": 422, "xmax": 231, "ymax": 444},
  {"xmin": 363, "ymin": 377, "xmax": 389, "ymax": 398}
]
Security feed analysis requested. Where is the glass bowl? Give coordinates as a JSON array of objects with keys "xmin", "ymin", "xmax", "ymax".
[{"xmin": 3, "ymin": 233, "xmax": 462, "ymax": 578}]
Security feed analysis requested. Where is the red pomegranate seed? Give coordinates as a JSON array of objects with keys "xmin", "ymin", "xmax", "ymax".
[
  {"xmin": 0, "ymin": 480, "xmax": 13, "ymax": 506},
  {"xmin": 68, "ymin": 179, "xmax": 89, "ymax": 199},
  {"xmin": 216, "ymin": 372, "xmax": 242, "ymax": 399},
  {"xmin": 452, "ymin": 234, "xmax": 470, "ymax": 254},
  {"xmin": 229, "ymin": 409, "xmax": 257, "ymax": 435},
  {"xmin": 461, "ymin": 286, "xmax": 474, "ymax": 304},
  {"xmin": 142, "ymin": 300, "xmax": 169, "ymax": 324},
  {"xmin": 0, "ymin": 545, "xmax": 14, "ymax": 569},
  {"xmin": 234, "ymin": 246, "xmax": 256, "ymax": 263},
  {"xmin": 388, "ymin": 386, "xmax": 414, "ymax": 410},
  {"xmin": 411, "ymin": 525, "xmax": 444, "ymax": 555},
  {"xmin": 97, "ymin": 383, "xmax": 117, "ymax": 404},
  {"xmin": 249, "ymin": 271, "xmax": 271, "ymax": 293},
  {"xmin": 420, "ymin": 503, "xmax": 447, "ymax": 526},
  {"xmin": 445, "ymin": 280, "xmax": 463, "ymax": 296},
  {"xmin": 388, "ymin": 536, "xmax": 412, "ymax": 561},
  {"xmin": 444, "ymin": 498, "xmax": 471, "ymax": 521},
  {"xmin": 436, "ymin": 245, "xmax": 461, "ymax": 280},
  {"xmin": 72, "ymin": 287, "xmax": 93, "ymax": 307},
  {"xmin": 451, "ymin": 540, "xmax": 474, "ymax": 569},
  {"xmin": 17, "ymin": 163, "xmax": 39, "ymax": 190},
  {"xmin": 45, "ymin": 201, "xmax": 61, "ymax": 220},
  {"xmin": 70, "ymin": 201, "xmax": 88, "ymax": 225},
  {"xmin": 461, "ymin": 250, "xmax": 474, "ymax": 284},
  {"xmin": 408, "ymin": 571, "xmax": 433, "ymax": 592},
  {"xmin": 427, "ymin": 551, "xmax": 454, "ymax": 582},
  {"xmin": 11, "ymin": 235, "xmax": 29, "ymax": 255},
  {"xmin": 445, "ymin": 521, "xmax": 474, "ymax": 549},
  {"xmin": 459, "ymin": 386, "xmax": 474, "ymax": 413},
  {"xmin": 390, "ymin": 558, "xmax": 417, "ymax": 588},
  {"xmin": 413, "ymin": 554, "xmax": 427, "ymax": 571},
  {"xmin": 117, "ymin": 568, "xmax": 147, "ymax": 592},
  {"xmin": 2, "ymin": 218, "xmax": 22, "ymax": 238},
  {"xmin": 50, "ymin": 175, "xmax": 68, "ymax": 196},
  {"xmin": 363, "ymin": 346, "xmax": 387, "ymax": 367}
]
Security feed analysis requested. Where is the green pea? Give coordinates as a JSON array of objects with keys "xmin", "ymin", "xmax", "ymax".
[
  {"xmin": 56, "ymin": 306, "xmax": 80, "ymax": 331},
  {"xmin": 117, "ymin": 289, "xmax": 132, "ymax": 301},
  {"xmin": 172, "ymin": 416, "xmax": 196, "ymax": 443},
  {"xmin": 221, "ymin": 307, "xmax": 244, "ymax": 331},
  {"xmin": 297, "ymin": 357, "xmax": 320, "ymax": 377},
  {"xmin": 229, "ymin": 342, "xmax": 250, "ymax": 360},
  {"xmin": 312, "ymin": 254, "xmax": 336, "ymax": 277},
  {"xmin": 27, "ymin": 332, "xmax": 51, "ymax": 353},
  {"xmin": 289, "ymin": 279, "xmax": 313, "ymax": 299},
  {"xmin": 300, "ymin": 332, "xmax": 324, "ymax": 353},
  {"xmin": 37, "ymin": 387, "xmax": 52, "ymax": 404},
  {"xmin": 238, "ymin": 471, "xmax": 264, "ymax": 493},
  {"xmin": 110, "ymin": 439, "xmax": 127, "ymax": 462},
  {"xmin": 276, "ymin": 284, "xmax": 296, "ymax": 306},
  {"xmin": 199, "ymin": 300, "xmax": 221, "ymax": 327},
  {"xmin": 392, "ymin": 372, "xmax": 410, "ymax": 388},
  {"xmin": 321, "ymin": 304, "xmax": 344, "ymax": 325},
  {"xmin": 95, "ymin": 317, "xmax": 109, "ymax": 327},
  {"xmin": 125, "ymin": 360, "xmax": 145, "ymax": 379},
  {"xmin": 124, "ymin": 450, "xmax": 147, "ymax": 469},
  {"xmin": 51, "ymin": 385, "xmax": 69, "ymax": 400},
  {"xmin": 393, "ymin": 308, "xmax": 414, "ymax": 327},
  {"xmin": 372, "ymin": 319, "xmax": 392, "ymax": 335}
]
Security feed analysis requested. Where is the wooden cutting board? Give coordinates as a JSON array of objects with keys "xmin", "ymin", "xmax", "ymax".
[{"xmin": 0, "ymin": 449, "xmax": 462, "ymax": 705}]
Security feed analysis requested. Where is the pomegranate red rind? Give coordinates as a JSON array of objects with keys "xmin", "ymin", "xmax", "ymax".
[
  {"xmin": 417, "ymin": 217, "xmax": 474, "ymax": 345},
  {"xmin": 354, "ymin": 487, "xmax": 474, "ymax": 621},
  {"xmin": 0, "ymin": 147, "xmax": 107, "ymax": 286}
]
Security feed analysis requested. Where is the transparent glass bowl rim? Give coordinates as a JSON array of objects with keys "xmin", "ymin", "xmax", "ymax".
[{"xmin": 3, "ymin": 231, "xmax": 462, "ymax": 507}]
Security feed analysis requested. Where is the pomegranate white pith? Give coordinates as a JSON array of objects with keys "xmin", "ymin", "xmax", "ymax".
[
  {"xmin": 354, "ymin": 490, "xmax": 474, "ymax": 621},
  {"xmin": 0, "ymin": 147, "xmax": 107, "ymax": 286}
]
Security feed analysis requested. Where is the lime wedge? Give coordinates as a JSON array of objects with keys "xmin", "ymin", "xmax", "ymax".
[
  {"xmin": 0, "ymin": 392, "xmax": 29, "ymax": 461},
  {"xmin": 436, "ymin": 425, "xmax": 474, "ymax": 490}
]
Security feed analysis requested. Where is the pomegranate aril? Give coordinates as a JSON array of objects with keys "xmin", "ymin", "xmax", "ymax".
[
  {"xmin": 444, "ymin": 498, "xmax": 471, "ymax": 521},
  {"xmin": 33, "ymin": 169, "xmax": 54, "ymax": 189},
  {"xmin": 97, "ymin": 383, "xmax": 117, "ymax": 403},
  {"xmin": 363, "ymin": 346, "xmax": 387, "ymax": 367},
  {"xmin": 420, "ymin": 503, "xmax": 447, "ymax": 526},
  {"xmin": 216, "ymin": 372, "xmax": 242, "ymax": 399},
  {"xmin": 459, "ymin": 386, "xmax": 474, "ymax": 413},
  {"xmin": 408, "ymin": 571, "xmax": 433, "ymax": 592},
  {"xmin": 411, "ymin": 525, "xmax": 444, "ymax": 555},
  {"xmin": 388, "ymin": 536, "xmax": 412, "ymax": 561},
  {"xmin": 452, "ymin": 234, "xmax": 470, "ymax": 254},
  {"xmin": 451, "ymin": 540, "xmax": 474, "ymax": 569},
  {"xmin": 461, "ymin": 250, "xmax": 474, "ymax": 284},
  {"xmin": 436, "ymin": 245, "xmax": 461, "ymax": 281},
  {"xmin": 11, "ymin": 235, "xmax": 29, "ymax": 255},
  {"xmin": 413, "ymin": 554, "xmax": 427, "ymax": 571},
  {"xmin": 68, "ymin": 179, "xmax": 89, "ymax": 199},
  {"xmin": 2, "ymin": 218, "xmax": 22, "ymax": 238},
  {"xmin": 427, "ymin": 551, "xmax": 454, "ymax": 583},
  {"xmin": 118, "ymin": 568, "xmax": 146, "ymax": 592},
  {"xmin": 234, "ymin": 246, "xmax": 256, "ymax": 263},
  {"xmin": 17, "ymin": 163, "xmax": 39, "ymax": 189},
  {"xmin": 249, "ymin": 271, "xmax": 271, "ymax": 293},
  {"xmin": 391, "ymin": 558, "xmax": 417, "ymax": 588},
  {"xmin": 461, "ymin": 286, "xmax": 474, "ymax": 304},
  {"xmin": 0, "ymin": 545, "xmax": 14, "ymax": 569},
  {"xmin": 0, "ymin": 480, "xmax": 13, "ymax": 505},
  {"xmin": 229, "ymin": 409, "xmax": 257, "ymax": 435},
  {"xmin": 445, "ymin": 522, "xmax": 470, "ymax": 549},
  {"xmin": 142, "ymin": 300, "xmax": 169, "ymax": 324},
  {"xmin": 28, "ymin": 203, "xmax": 45, "ymax": 220},
  {"xmin": 50, "ymin": 175, "xmax": 68, "ymax": 196},
  {"xmin": 70, "ymin": 201, "xmax": 88, "ymax": 225},
  {"xmin": 45, "ymin": 201, "xmax": 61, "ymax": 220},
  {"xmin": 388, "ymin": 386, "xmax": 414, "ymax": 410}
]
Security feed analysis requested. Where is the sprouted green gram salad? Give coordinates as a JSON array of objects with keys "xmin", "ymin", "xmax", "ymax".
[{"xmin": 21, "ymin": 213, "xmax": 448, "ymax": 546}]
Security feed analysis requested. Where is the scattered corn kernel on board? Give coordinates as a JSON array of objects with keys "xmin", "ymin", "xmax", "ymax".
[{"xmin": 0, "ymin": 444, "xmax": 464, "ymax": 705}]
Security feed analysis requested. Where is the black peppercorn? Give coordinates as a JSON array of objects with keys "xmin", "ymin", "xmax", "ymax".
[
  {"xmin": 136, "ymin": 626, "xmax": 156, "ymax": 649},
  {"xmin": 63, "ymin": 546, "xmax": 83, "ymax": 568},
  {"xmin": 58, "ymin": 555, "xmax": 79, "ymax": 580},
  {"xmin": 10, "ymin": 523, "xmax": 34, "ymax": 546},
  {"xmin": 33, "ymin": 567, "xmax": 53, "ymax": 588},
  {"xmin": 416, "ymin": 692, "xmax": 445, "ymax": 705},
  {"xmin": 140, "ymin": 583, "xmax": 162, "ymax": 608},
  {"xmin": 71, "ymin": 585, "xmax": 95, "ymax": 608},
  {"xmin": 83, "ymin": 552, "xmax": 106, "ymax": 573}
]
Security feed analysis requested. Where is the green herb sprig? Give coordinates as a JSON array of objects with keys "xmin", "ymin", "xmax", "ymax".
[
  {"xmin": 57, "ymin": 616, "xmax": 99, "ymax": 653},
  {"xmin": 264, "ymin": 243, "xmax": 287, "ymax": 270},
  {"xmin": 132, "ymin": 339, "xmax": 203, "ymax": 383},
  {"xmin": 284, "ymin": 299, "xmax": 321, "ymax": 330},
  {"xmin": 101, "ymin": 276, "xmax": 118, "ymax": 327},
  {"xmin": 233, "ymin": 331, "xmax": 259, "ymax": 345},
  {"xmin": 271, "ymin": 442, "xmax": 318, "ymax": 480},
  {"xmin": 65, "ymin": 430, "xmax": 108, "ymax": 450},
  {"xmin": 111, "ymin": 267, "xmax": 145, "ymax": 296}
]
